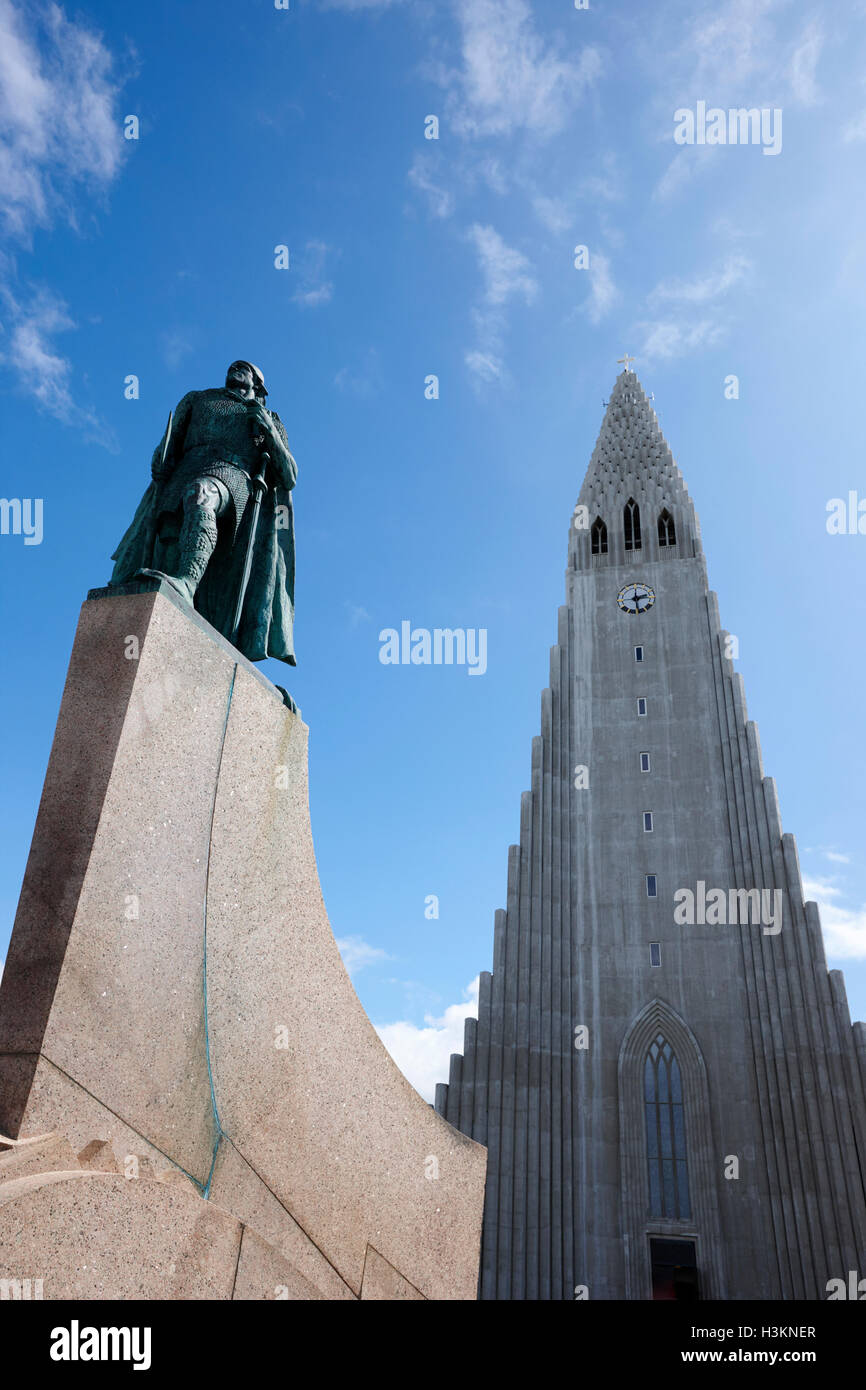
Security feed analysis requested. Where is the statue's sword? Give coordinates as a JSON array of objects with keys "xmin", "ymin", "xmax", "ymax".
[{"xmin": 230, "ymin": 422, "xmax": 270, "ymax": 648}]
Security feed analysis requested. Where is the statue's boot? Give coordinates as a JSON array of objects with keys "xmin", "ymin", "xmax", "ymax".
[{"xmin": 137, "ymin": 503, "xmax": 218, "ymax": 606}]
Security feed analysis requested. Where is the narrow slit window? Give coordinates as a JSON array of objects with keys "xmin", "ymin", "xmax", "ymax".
[
  {"xmin": 644, "ymin": 811, "xmax": 653, "ymax": 832},
  {"xmin": 634, "ymin": 646, "xmax": 644, "ymax": 663},
  {"xmin": 646, "ymin": 874, "xmax": 658, "ymax": 898},
  {"xmin": 640, "ymin": 752, "xmax": 650, "ymax": 772},
  {"xmin": 624, "ymin": 498, "xmax": 642, "ymax": 552},
  {"xmin": 650, "ymin": 943, "xmax": 661, "ymax": 968},
  {"xmin": 645, "ymin": 1035, "xmax": 691, "ymax": 1219},
  {"xmin": 591, "ymin": 516, "xmax": 608, "ymax": 555},
  {"xmin": 637, "ymin": 697, "xmax": 648, "ymax": 716},
  {"xmin": 657, "ymin": 509, "xmax": 676, "ymax": 547}
]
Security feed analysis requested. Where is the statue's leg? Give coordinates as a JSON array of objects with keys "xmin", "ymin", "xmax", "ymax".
[
  {"xmin": 138, "ymin": 479, "xmax": 229, "ymax": 605},
  {"xmin": 152, "ymin": 517, "xmax": 180, "ymax": 575}
]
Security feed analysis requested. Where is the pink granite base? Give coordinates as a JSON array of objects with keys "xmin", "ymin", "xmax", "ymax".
[{"xmin": 0, "ymin": 590, "xmax": 485, "ymax": 1300}]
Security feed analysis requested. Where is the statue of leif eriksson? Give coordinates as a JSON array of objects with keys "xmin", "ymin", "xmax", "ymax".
[{"xmin": 109, "ymin": 360, "xmax": 297, "ymax": 667}]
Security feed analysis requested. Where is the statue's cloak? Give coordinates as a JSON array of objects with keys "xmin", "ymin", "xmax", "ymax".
[{"xmin": 110, "ymin": 389, "xmax": 297, "ymax": 666}]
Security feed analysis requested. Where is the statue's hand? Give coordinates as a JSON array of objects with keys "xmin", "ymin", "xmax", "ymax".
[{"xmin": 246, "ymin": 402, "xmax": 274, "ymax": 437}]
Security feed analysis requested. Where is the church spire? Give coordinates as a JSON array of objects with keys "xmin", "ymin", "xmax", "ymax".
[{"xmin": 572, "ymin": 369, "xmax": 702, "ymax": 568}]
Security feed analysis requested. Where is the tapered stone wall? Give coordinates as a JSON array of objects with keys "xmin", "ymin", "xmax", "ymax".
[{"xmin": 0, "ymin": 585, "xmax": 486, "ymax": 1300}]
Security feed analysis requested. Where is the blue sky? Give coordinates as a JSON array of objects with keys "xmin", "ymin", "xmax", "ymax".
[{"xmin": 2, "ymin": 0, "xmax": 866, "ymax": 1101}]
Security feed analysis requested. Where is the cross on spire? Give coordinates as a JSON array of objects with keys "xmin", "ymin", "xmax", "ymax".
[{"xmin": 617, "ymin": 352, "xmax": 635, "ymax": 374}]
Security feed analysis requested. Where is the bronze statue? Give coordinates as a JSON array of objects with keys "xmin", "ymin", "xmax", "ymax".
[{"xmin": 109, "ymin": 361, "xmax": 297, "ymax": 666}]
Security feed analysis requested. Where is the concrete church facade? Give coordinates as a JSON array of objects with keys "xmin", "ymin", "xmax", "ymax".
[{"xmin": 435, "ymin": 368, "xmax": 866, "ymax": 1301}]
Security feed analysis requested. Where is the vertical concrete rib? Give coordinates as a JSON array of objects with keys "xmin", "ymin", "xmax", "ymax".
[
  {"xmin": 511, "ymin": 773, "xmax": 537, "ymax": 1299},
  {"xmin": 459, "ymin": 1019, "xmax": 477, "ymax": 1137},
  {"xmin": 495, "ymin": 838, "xmax": 523, "ymax": 1297},
  {"xmin": 472, "ymin": 971, "xmax": 493, "ymax": 1148},
  {"xmin": 711, "ymin": 622, "xmax": 792, "ymax": 1295},
  {"xmin": 561, "ymin": 597, "xmax": 575, "ymax": 1300},
  {"xmin": 484, "ymin": 898, "xmax": 510, "ymax": 1297},
  {"xmin": 446, "ymin": 1053, "xmax": 463, "ymax": 1128},
  {"xmin": 542, "ymin": 654, "xmax": 560, "ymax": 1301}
]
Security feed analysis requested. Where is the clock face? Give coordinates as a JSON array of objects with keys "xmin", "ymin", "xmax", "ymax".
[{"xmin": 617, "ymin": 582, "xmax": 655, "ymax": 615}]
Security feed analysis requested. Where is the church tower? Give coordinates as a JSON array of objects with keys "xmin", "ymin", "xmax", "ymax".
[{"xmin": 435, "ymin": 367, "xmax": 866, "ymax": 1300}]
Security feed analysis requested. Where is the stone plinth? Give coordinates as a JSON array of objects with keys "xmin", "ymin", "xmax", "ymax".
[{"xmin": 0, "ymin": 587, "xmax": 485, "ymax": 1300}]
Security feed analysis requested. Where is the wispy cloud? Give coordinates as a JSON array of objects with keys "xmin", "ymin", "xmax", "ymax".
[
  {"xmin": 160, "ymin": 330, "xmax": 194, "ymax": 371},
  {"xmin": 0, "ymin": 282, "xmax": 116, "ymax": 446},
  {"xmin": 334, "ymin": 346, "xmax": 383, "ymax": 398},
  {"xmin": 407, "ymin": 152, "xmax": 455, "ymax": 220},
  {"xmin": 337, "ymin": 935, "xmax": 391, "ymax": 976},
  {"xmin": 647, "ymin": 253, "xmax": 752, "ymax": 307},
  {"xmin": 583, "ymin": 250, "xmax": 619, "ymax": 325},
  {"xmin": 320, "ymin": 0, "xmax": 405, "ymax": 9},
  {"xmin": 443, "ymin": 0, "xmax": 602, "ymax": 140},
  {"xmin": 635, "ymin": 316, "xmax": 726, "ymax": 364},
  {"xmin": 291, "ymin": 240, "xmax": 334, "ymax": 308},
  {"xmin": 375, "ymin": 976, "xmax": 479, "ymax": 1103},
  {"xmin": 649, "ymin": 2, "xmax": 825, "ymax": 199},
  {"xmin": 808, "ymin": 848, "xmax": 852, "ymax": 866},
  {"xmin": 345, "ymin": 602, "xmax": 371, "ymax": 627},
  {"xmin": 465, "ymin": 222, "xmax": 536, "ymax": 385},
  {"xmin": 664, "ymin": 0, "xmax": 818, "ymax": 100},
  {"xmin": 843, "ymin": 111, "xmax": 866, "ymax": 144},
  {"xmin": 788, "ymin": 19, "xmax": 823, "ymax": 106},
  {"xmin": 532, "ymin": 194, "xmax": 571, "ymax": 235},
  {"xmin": 653, "ymin": 145, "xmax": 718, "ymax": 203},
  {"xmin": 635, "ymin": 253, "xmax": 752, "ymax": 362},
  {"xmin": 0, "ymin": 1, "xmax": 125, "ymax": 444},
  {"xmin": 0, "ymin": 0, "xmax": 125, "ymax": 240}
]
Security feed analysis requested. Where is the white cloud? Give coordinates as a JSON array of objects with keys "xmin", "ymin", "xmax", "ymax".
[
  {"xmin": 823, "ymin": 851, "xmax": 851, "ymax": 866},
  {"xmin": 337, "ymin": 935, "xmax": 391, "ymax": 976},
  {"xmin": 0, "ymin": 2, "xmax": 124, "ymax": 444},
  {"xmin": 674, "ymin": 0, "xmax": 783, "ymax": 92},
  {"xmin": 334, "ymin": 347, "xmax": 383, "ymax": 397},
  {"xmin": 802, "ymin": 877, "xmax": 866, "ymax": 961},
  {"xmin": 663, "ymin": 0, "xmax": 821, "ymax": 103},
  {"xmin": 532, "ymin": 194, "xmax": 571, "ymax": 235},
  {"xmin": 320, "ymin": 0, "xmax": 405, "ymax": 8},
  {"xmin": 635, "ymin": 316, "xmax": 726, "ymax": 363},
  {"xmin": 291, "ymin": 240, "xmax": 334, "ymax": 308},
  {"xmin": 160, "ymin": 330, "xmax": 194, "ymax": 371},
  {"xmin": 583, "ymin": 250, "xmax": 618, "ymax": 325},
  {"xmin": 578, "ymin": 164, "xmax": 625, "ymax": 205},
  {"xmin": 647, "ymin": 253, "xmax": 752, "ymax": 306},
  {"xmin": 653, "ymin": 145, "xmax": 718, "ymax": 203},
  {"xmin": 0, "ymin": 0, "xmax": 125, "ymax": 239},
  {"xmin": 843, "ymin": 111, "xmax": 866, "ymax": 144},
  {"xmin": 375, "ymin": 976, "xmax": 479, "ymax": 1103},
  {"xmin": 468, "ymin": 223, "xmax": 536, "ymax": 306},
  {"xmin": 0, "ymin": 283, "xmax": 115, "ymax": 445},
  {"xmin": 407, "ymin": 152, "xmax": 455, "ymax": 220},
  {"xmin": 648, "ymin": 3, "xmax": 824, "ymax": 199},
  {"xmin": 345, "ymin": 602, "xmax": 371, "ymax": 627},
  {"xmin": 445, "ymin": 0, "xmax": 602, "ymax": 140},
  {"xmin": 464, "ymin": 223, "xmax": 536, "ymax": 385},
  {"xmin": 634, "ymin": 253, "xmax": 750, "ymax": 362},
  {"xmin": 788, "ymin": 19, "xmax": 823, "ymax": 106}
]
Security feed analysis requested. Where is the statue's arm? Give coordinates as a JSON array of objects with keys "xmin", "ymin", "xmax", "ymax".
[
  {"xmin": 267, "ymin": 412, "xmax": 298, "ymax": 491},
  {"xmin": 151, "ymin": 392, "xmax": 196, "ymax": 481}
]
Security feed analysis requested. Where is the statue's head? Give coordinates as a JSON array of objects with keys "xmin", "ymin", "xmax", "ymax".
[{"xmin": 225, "ymin": 361, "xmax": 268, "ymax": 401}]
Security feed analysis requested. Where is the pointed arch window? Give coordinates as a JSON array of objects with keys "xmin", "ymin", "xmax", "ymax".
[
  {"xmin": 658, "ymin": 509, "xmax": 676, "ymax": 547},
  {"xmin": 644, "ymin": 1034, "xmax": 691, "ymax": 1220},
  {"xmin": 624, "ymin": 498, "xmax": 642, "ymax": 551},
  {"xmin": 591, "ymin": 516, "xmax": 608, "ymax": 555}
]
